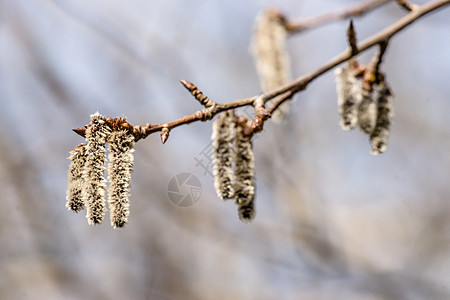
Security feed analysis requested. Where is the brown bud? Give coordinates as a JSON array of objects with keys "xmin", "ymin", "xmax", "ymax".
[
  {"xmin": 251, "ymin": 117, "xmax": 263, "ymax": 132},
  {"xmin": 121, "ymin": 122, "xmax": 132, "ymax": 131},
  {"xmin": 160, "ymin": 127, "xmax": 170, "ymax": 144}
]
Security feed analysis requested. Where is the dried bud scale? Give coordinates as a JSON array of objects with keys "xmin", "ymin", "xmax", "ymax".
[
  {"xmin": 357, "ymin": 86, "xmax": 378, "ymax": 134},
  {"xmin": 212, "ymin": 110, "xmax": 236, "ymax": 200},
  {"xmin": 82, "ymin": 112, "xmax": 111, "ymax": 225},
  {"xmin": 251, "ymin": 8, "xmax": 291, "ymax": 122},
  {"xmin": 234, "ymin": 121, "xmax": 255, "ymax": 208},
  {"xmin": 370, "ymin": 83, "xmax": 394, "ymax": 155},
  {"xmin": 107, "ymin": 130, "xmax": 135, "ymax": 228},
  {"xmin": 66, "ymin": 144, "xmax": 87, "ymax": 212},
  {"xmin": 335, "ymin": 64, "xmax": 361, "ymax": 130}
]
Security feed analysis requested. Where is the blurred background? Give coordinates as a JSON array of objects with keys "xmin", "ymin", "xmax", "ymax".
[{"xmin": 1, "ymin": 0, "xmax": 450, "ymax": 299}]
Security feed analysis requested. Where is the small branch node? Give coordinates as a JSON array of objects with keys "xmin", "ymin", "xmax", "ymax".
[
  {"xmin": 251, "ymin": 96, "xmax": 271, "ymax": 133},
  {"xmin": 194, "ymin": 107, "xmax": 215, "ymax": 121},
  {"xmin": 132, "ymin": 125, "xmax": 148, "ymax": 141}
]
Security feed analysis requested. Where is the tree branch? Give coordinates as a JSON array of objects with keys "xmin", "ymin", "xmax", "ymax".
[
  {"xmin": 73, "ymin": 0, "xmax": 450, "ymax": 142},
  {"xmin": 285, "ymin": 0, "xmax": 393, "ymax": 32}
]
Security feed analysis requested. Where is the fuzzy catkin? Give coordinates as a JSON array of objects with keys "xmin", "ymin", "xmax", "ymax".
[
  {"xmin": 234, "ymin": 123, "xmax": 255, "ymax": 222},
  {"xmin": 251, "ymin": 9, "xmax": 291, "ymax": 122},
  {"xmin": 82, "ymin": 112, "xmax": 110, "ymax": 225},
  {"xmin": 357, "ymin": 87, "xmax": 378, "ymax": 134},
  {"xmin": 335, "ymin": 65, "xmax": 361, "ymax": 130},
  {"xmin": 212, "ymin": 110, "xmax": 236, "ymax": 200},
  {"xmin": 370, "ymin": 83, "xmax": 394, "ymax": 155},
  {"xmin": 107, "ymin": 130, "xmax": 135, "ymax": 228},
  {"xmin": 66, "ymin": 144, "xmax": 87, "ymax": 212},
  {"xmin": 238, "ymin": 201, "xmax": 255, "ymax": 223}
]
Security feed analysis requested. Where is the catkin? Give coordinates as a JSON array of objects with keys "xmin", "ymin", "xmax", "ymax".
[
  {"xmin": 238, "ymin": 201, "xmax": 255, "ymax": 223},
  {"xmin": 234, "ymin": 122, "xmax": 255, "ymax": 222},
  {"xmin": 335, "ymin": 65, "xmax": 361, "ymax": 130},
  {"xmin": 370, "ymin": 83, "xmax": 394, "ymax": 155},
  {"xmin": 252, "ymin": 8, "xmax": 291, "ymax": 122},
  {"xmin": 82, "ymin": 112, "xmax": 111, "ymax": 225},
  {"xmin": 212, "ymin": 110, "xmax": 236, "ymax": 199},
  {"xmin": 66, "ymin": 144, "xmax": 87, "ymax": 212},
  {"xmin": 107, "ymin": 130, "xmax": 135, "ymax": 228},
  {"xmin": 357, "ymin": 87, "xmax": 378, "ymax": 134}
]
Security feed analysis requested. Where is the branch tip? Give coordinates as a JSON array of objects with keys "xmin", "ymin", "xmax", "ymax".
[
  {"xmin": 347, "ymin": 19, "xmax": 358, "ymax": 55},
  {"xmin": 73, "ymin": 128, "xmax": 86, "ymax": 137},
  {"xmin": 179, "ymin": 79, "xmax": 195, "ymax": 91},
  {"xmin": 180, "ymin": 79, "xmax": 216, "ymax": 108}
]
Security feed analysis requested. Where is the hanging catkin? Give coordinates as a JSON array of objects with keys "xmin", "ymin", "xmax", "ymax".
[
  {"xmin": 251, "ymin": 8, "xmax": 291, "ymax": 122},
  {"xmin": 212, "ymin": 110, "xmax": 236, "ymax": 200},
  {"xmin": 238, "ymin": 201, "xmax": 255, "ymax": 223},
  {"xmin": 234, "ymin": 121, "xmax": 255, "ymax": 222},
  {"xmin": 335, "ymin": 63, "xmax": 361, "ymax": 130},
  {"xmin": 107, "ymin": 130, "xmax": 135, "ymax": 228},
  {"xmin": 357, "ymin": 86, "xmax": 378, "ymax": 134},
  {"xmin": 82, "ymin": 112, "xmax": 111, "ymax": 225},
  {"xmin": 370, "ymin": 83, "xmax": 394, "ymax": 155},
  {"xmin": 66, "ymin": 144, "xmax": 87, "ymax": 212}
]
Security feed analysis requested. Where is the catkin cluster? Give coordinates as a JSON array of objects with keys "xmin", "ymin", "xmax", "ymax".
[
  {"xmin": 212, "ymin": 112, "xmax": 256, "ymax": 222},
  {"xmin": 252, "ymin": 8, "xmax": 291, "ymax": 122},
  {"xmin": 66, "ymin": 112, "xmax": 135, "ymax": 228},
  {"xmin": 335, "ymin": 63, "xmax": 394, "ymax": 154}
]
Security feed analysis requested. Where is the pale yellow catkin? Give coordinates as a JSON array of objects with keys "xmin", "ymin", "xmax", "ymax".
[
  {"xmin": 234, "ymin": 123, "xmax": 255, "ymax": 222},
  {"xmin": 66, "ymin": 144, "xmax": 87, "ymax": 212},
  {"xmin": 212, "ymin": 110, "xmax": 236, "ymax": 200},
  {"xmin": 82, "ymin": 112, "xmax": 111, "ymax": 225},
  {"xmin": 370, "ymin": 83, "xmax": 394, "ymax": 155},
  {"xmin": 335, "ymin": 65, "xmax": 361, "ymax": 130},
  {"xmin": 251, "ymin": 8, "xmax": 291, "ymax": 122},
  {"xmin": 357, "ymin": 86, "xmax": 378, "ymax": 134},
  {"xmin": 107, "ymin": 130, "xmax": 135, "ymax": 228}
]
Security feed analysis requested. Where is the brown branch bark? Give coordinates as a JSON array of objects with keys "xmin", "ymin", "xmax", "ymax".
[
  {"xmin": 285, "ymin": 0, "xmax": 393, "ymax": 32},
  {"xmin": 73, "ymin": 0, "xmax": 450, "ymax": 142},
  {"xmin": 396, "ymin": 0, "xmax": 418, "ymax": 11}
]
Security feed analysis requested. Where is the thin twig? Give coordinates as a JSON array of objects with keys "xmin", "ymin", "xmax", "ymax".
[
  {"xmin": 73, "ymin": 0, "xmax": 450, "ymax": 141},
  {"xmin": 285, "ymin": 0, "xmax": 393, "ymax": 32},
  {"xmin": 267, "ymin": 91, "xmax": 295, "ymax": 116},
  {"xmin": 262, "ymin": 0, "xmax": 449, "ymax": 102},
  {"xmin": 396, "ymin": 0, "xmax": 418, "ymax": 11}
]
